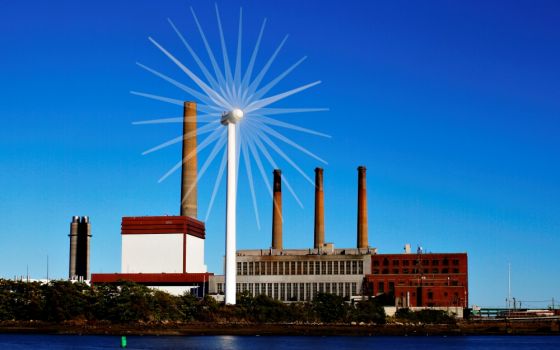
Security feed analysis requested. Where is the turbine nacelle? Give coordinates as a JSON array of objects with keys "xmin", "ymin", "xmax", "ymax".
[{"xmin": 221, "ymin": 108, "xmax": 244, "ymax": 125}]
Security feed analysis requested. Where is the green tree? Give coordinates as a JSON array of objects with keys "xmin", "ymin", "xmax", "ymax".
[{"xmin": 312, "ymin": 293, "xmax": 347, "ymax": 323}]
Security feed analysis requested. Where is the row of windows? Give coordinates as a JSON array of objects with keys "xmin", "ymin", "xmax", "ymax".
[
  {"xmin": 372, "ymin": 258, "xmax": 461, "ymax": 267},
  {"xmin": 237, "ymin": 260, "xmax": 364, "ymax": 276},
  {"xmin": 216, "ymin": 282, "xmax": 358, "ymax": 301},
  {"xmin": 372, "ymin": 267, "xmax": 461, "ymax": 275}
]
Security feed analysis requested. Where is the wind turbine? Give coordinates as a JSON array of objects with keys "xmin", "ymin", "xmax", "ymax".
[{"xmin": 133, "ymin": 5, "xmax": 329, "ymax": 305}]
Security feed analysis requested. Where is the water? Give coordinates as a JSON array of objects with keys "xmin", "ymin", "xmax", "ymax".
[{"xmin": 0, "ymin": 335, "xmax": 559, "ymax": 349}]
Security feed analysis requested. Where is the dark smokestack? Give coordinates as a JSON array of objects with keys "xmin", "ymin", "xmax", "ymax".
[
  {"xmin": 181, "ymin": 101, "xmax": 198, "ymax": 218},
  {"xmin": 357, "ymin": 166, "xmax": 368, "ymax": 249},
  {"xmin": 68, "ymin": 216, "xmax": 79, "ymax": 280},
  {"xmin": 76, "ymin": 216, "xmax": 92, "ymax": 280},
  {"xmin": 314, "ymin": 167, "xmax": 325, "ymax": 249},
  {"xmin": 69, "ymin": 216, "xmax": 91, "ymax": 281},
  {"xmin": 272, "ymin": 169, "xmax": 283, "ymax": 250}
]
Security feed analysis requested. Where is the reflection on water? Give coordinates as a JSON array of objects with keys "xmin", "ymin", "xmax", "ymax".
[{"xmin": 0, "ymin": 335, "xmax": 559, "ymax": 350}]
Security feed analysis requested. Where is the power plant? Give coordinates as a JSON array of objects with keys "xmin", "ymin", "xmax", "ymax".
[{"xmin": 89, "ymin": 100, "xmax": 468, "ymax": 309}]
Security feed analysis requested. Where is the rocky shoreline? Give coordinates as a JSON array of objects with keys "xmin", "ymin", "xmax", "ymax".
[{"xmin": 1, "ymin": 319, "xmax": 559, "ymax": 336}]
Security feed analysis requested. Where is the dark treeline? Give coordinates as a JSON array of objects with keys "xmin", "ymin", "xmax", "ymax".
[{"xmin": 0, "ymin": 279, "xmax": 450, "ymax": 324}]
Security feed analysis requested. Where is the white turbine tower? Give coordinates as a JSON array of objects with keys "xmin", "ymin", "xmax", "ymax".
[
  {"xmin": 221, "ymin": 108, "xmax": 244, "ymax": 304},
  {"xmin": 133, "ymin": 5, "xmax": 329, "ymax": 305}
]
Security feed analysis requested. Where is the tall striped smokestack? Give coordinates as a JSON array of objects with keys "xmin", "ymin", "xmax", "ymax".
[
  {"xmin": 314, "ymin": 167, "xmax": 325, "ymax": 249},
  {"xmin": 68, "ymin": 216, "xmax": 79, "ymax": 280},
  {"xmin": 181, "ymin": 101, "xmax": 198, "ymax": 218},
  {"xmin": 272, "ymin": 169, "xmax": 283, "ymax": 250},
  {"xmin": 357, "ymin": 166, "xmax": 368, "ymax": 249}
]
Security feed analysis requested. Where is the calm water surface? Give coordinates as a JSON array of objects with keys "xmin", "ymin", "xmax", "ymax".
[{"xmin": 0, "ymin": 335, "xmax": 559, "ymax": 349}]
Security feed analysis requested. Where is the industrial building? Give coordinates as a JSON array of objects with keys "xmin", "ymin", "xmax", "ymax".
[
  {"xmin": 91, "ymin": 102, "xmax": 212, "ymax": 296},
  {"xmin": 87, "ymin": 100, "xmax": 469, "ymax": 307}
]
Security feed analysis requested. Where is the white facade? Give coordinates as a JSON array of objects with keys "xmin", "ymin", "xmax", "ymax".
[
  {"xmin": 185, "ymin": 235, "xmax": 206, "ymax": 273},
  {"xmin": 121, "ymin": 233, "xmax": 207, "ymax": 274}
]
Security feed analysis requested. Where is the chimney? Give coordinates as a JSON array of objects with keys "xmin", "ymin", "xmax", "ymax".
[
  {"xmin": 314, "ymin": 167, "xmax": 325, "ymax": 249},
  {"xmin": 357, "ymin": 166, "xmax": 368, "ymax": 249},
  {"xmin": 272, "ymin": 169, "xmax": 283, "ymax": 250},
  {"xmin": 69, "ymin": 216, "xmax": 92, "ymax": 281},
  {"xmin": 68, "ymin": 216, "xmax": 79, "ymax": 280},
  {"xmin": 181, "ymin": 101, "xmax": 198, "ymax": 218}
]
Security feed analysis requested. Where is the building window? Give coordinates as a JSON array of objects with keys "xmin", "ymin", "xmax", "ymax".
[
  {"xmin": 266, "ymin": 262, "xmax": 271, "ymax": 275},
  {"xmin": 373, "ymin": 260, "xmax": 379, "ymax": 267},
  {"xmin": 432, "ymin": 268, "xmax": 439, "ymax": 274},
  {"xmin": 316, "ymin": 261, "xmax": 321, "ymax": 275},
  {"xmin": 382, "ymin": 268, "xmax": 389, "ymax": 274},
  {"xmin": 319, "ymin": 282, "xmax": 324, "ymax": 293},
  {"xmin": 338, "ymin": 282, "xmax": 344, "ymax": 296},
  {"xmin": 422, "ymin": 259, "xmax": 429, "ymax": 266},
  {"xmin": 345, "ymin": 283, "xmax": 351, "ymax": 298},
  {"xmin": 242, "ymin": 283, "xmax": 247, "ymax": 292},
  {"xmin": 272, "ymin": 262, "xmax": 277, "ymax": 275},
  {"xmin": 452, "ymin": 259, "xmax": 459, "ymax": 266},
  {"xmin": 402, "ymin": 268, "xmax": 409, "ymax": 274},
  {"xmin": 326, "ymin": 283, "xmax": 332, "ymax": 294},
  {"xmin": 428, "ymin": 291, "xmax": 433, "ymax": 300},
  {"xmin": 255, "ymin": 283, "xmax": 260, "ymax": 295},
  {"xmin": 359, "ymin": 261, "xmax": 364, "ymax": 274},
  {"xmin": 249, "ymin": 262, "xmax": 254, "ymax": 275},
  {"xmin": 403, "ymin": 260, "xmax": 410, "ymax": 266},
  {"xmin": 453, "ymin": 268, "xmax": 459, "ymax": 274},
  {"xmin": 321, "ymin": 261, "xmax": 327, "ymax": 275},
  {"xmin": 297, "ymin": 261, "xmax": 302, "ymax": 275},
  {"xmin": 303, "ymin": 261, "xmax": 308, "ymax": 275},
  {"xmin": 443, "ymin": 258, "xmax": 449, "ymax": 266},
  {"xmin": 267, "ymin": 283, "xmax": 272, "ymax": 297},
  {"xmin": 393, "ymin": 260, "xmax": 399, "ymax": 266},
  {"xmin": 389, "ymin": 282, "xmax": 394, "ymax": 292},
  {"xmin": 260, "ymin": 283, "xmax": 265, "ymax": 296},
  {"xmin": 306, "ymin": 283, "xmax": 311, "ymax": 301},
  {"xmin": 236, "ymin": 283, "xmax": 241, "ymax": 293},
  {"xmin": 334, "ymin": 261, "xmax": 339, "ymax": 275},
  {"xmin": 298, "ymin": 283, "xmax": 303, "ymax": 301},
  {"xmin": 392, "ymin": 269, "xmax": 399, "ymax": 274},
  {"xmin": 378, "ymin": 282, "xmax": 384, "ymax": 294},
  {"xmin": 383, "ymin": 258, "xmax": 389, "ymax": 266},
  {"xmin": 281, "ymin": 283, "xmax": 286, "ymax": 301},
  {"xmin": 346, "ymin": 261, "xmax": 352, "ymax": 274},
  {"xmin": 313, "ymin": 283, "xmax": 318, "ymax": 297},
  {"xmin": 328, "ymin": 261, "xmax": 333, "ymax": 275},
  {"xmin": 340, "ymin": 261, "xmax": 345, "ymax": 274},
  {"xmin": 286, "ymin": 283, "xmax": 292, "ymax": 300},
  {"xmin": 274, "ymin": 283, "xmax": 279, "ymax": 299},
  {"xmin": 442, "ymin": 268, "xmax": 449, "ymax": 273},
  {"xmin": 243, "ymin": 262, "xmax": 248, "ymax": 275},
  {"xmin": 309, "ymin": 261, "xmax": 314, "ymax": 275},
  {"xmin": 217, "ymin": 283, "xmax": 223, "ymax": 294},
  {"xmin": 278, "ymin": 261, "xmax": 283, "ymax": 275},
  {"xmin": 432, "ymin": 260, "xmax": 439, "ymax": 266},
  {"xmin": 237, "ymin": 262, "xmax": 242, "ymax": 275},
  {"xmin": 351, "ymin": 283, "xmax": 357, "ymax": 296},
  {"xmin": 290, "ymin": 261, "xmax": 295, "ymax": 275}
]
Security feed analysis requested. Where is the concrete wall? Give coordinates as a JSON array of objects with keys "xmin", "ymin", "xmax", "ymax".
[{"xmin": 122, "ymin": 234, "xmax": 183, "ymax": 273}]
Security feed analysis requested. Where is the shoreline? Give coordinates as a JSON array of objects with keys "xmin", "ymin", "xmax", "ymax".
[{"xmin": 1, "ymin": 320, "xmax": 559, "ymax": 336}]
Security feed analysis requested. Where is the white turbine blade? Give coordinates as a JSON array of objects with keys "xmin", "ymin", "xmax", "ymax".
[
  {"xmin": 205, "ymin": 148, "xmax": 228, "ymax": 222},
  {"xmin": 158, "ymin": 127, "xmax": 225, "ymax": 183},
  {"xmin": 182, "ymin": 130, "xmax": 228, "ymax": 203},
  {"xmin": 142, "ymin": 121, "xmax": 219, "ymax": 156},
  {"xmin": 234, "ymin": 7, "xmax": 243, "ymax": 87},
  {"xmin": 245, "ymin": 81, "xmax": 321, "ymax": 113},
  {"xmin": 252, "ymin": 56, "xmax": 307, "ymax": 101},
  {"xmin": 215, "ymin": 3, "xmax": 233, "ymax": 85},
  {"xmin": 256, "ymin": 120, "xmax": 328, "ymax": 164},
  {"xmin": 149, "ymin": 36, "xmax": 231, "ymax": 109},
  {"xmin": 257, "ymin": 107, "xmax": 329, "ymax": 116},
  {"xmin": 247, "ymin": 35, "xmax": 289, "ymax": 95},
  {"xmin": 246, "ymin": 134, "xmax": 273, "ymax": 200},
  {"xmin": 245, "ymin": 125, "xmax": 304, "ymax": 207},
  {"xmin": 132, "ymin": 114, "xmax": 218, "ymax": 125},
  {"xmin": 241, "ymin": 136, "xmax": 261, "ymax": 230},
  {"xmin": 131, "ymin": 91, "xmax": 182, "ymax": 106},
  {"xmin": 190, "ymin": 7, "xmax": 227, "ymax": 87},
  {"xmin": 241, "ymin": 18, "xmax": 267, "ymax": 90},
  {"xmin": 136, "ymin": 62, "xmax": 215, "ymax": 107},
  {"xmin": 251, "ymin": 126, "xmax": 314, "ymax": 187},
  {"xmin": 168, "ymin": 18, "xmax": 220, "ymax": 90},
  {"xmin": 254, "ymin": 114, "xmax": 331, "ymax": 138}
]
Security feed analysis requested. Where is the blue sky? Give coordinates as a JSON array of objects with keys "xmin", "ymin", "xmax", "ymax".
[{"xmin": 1, "ymin": 0, "xmax": 559, "ymax": 308}]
